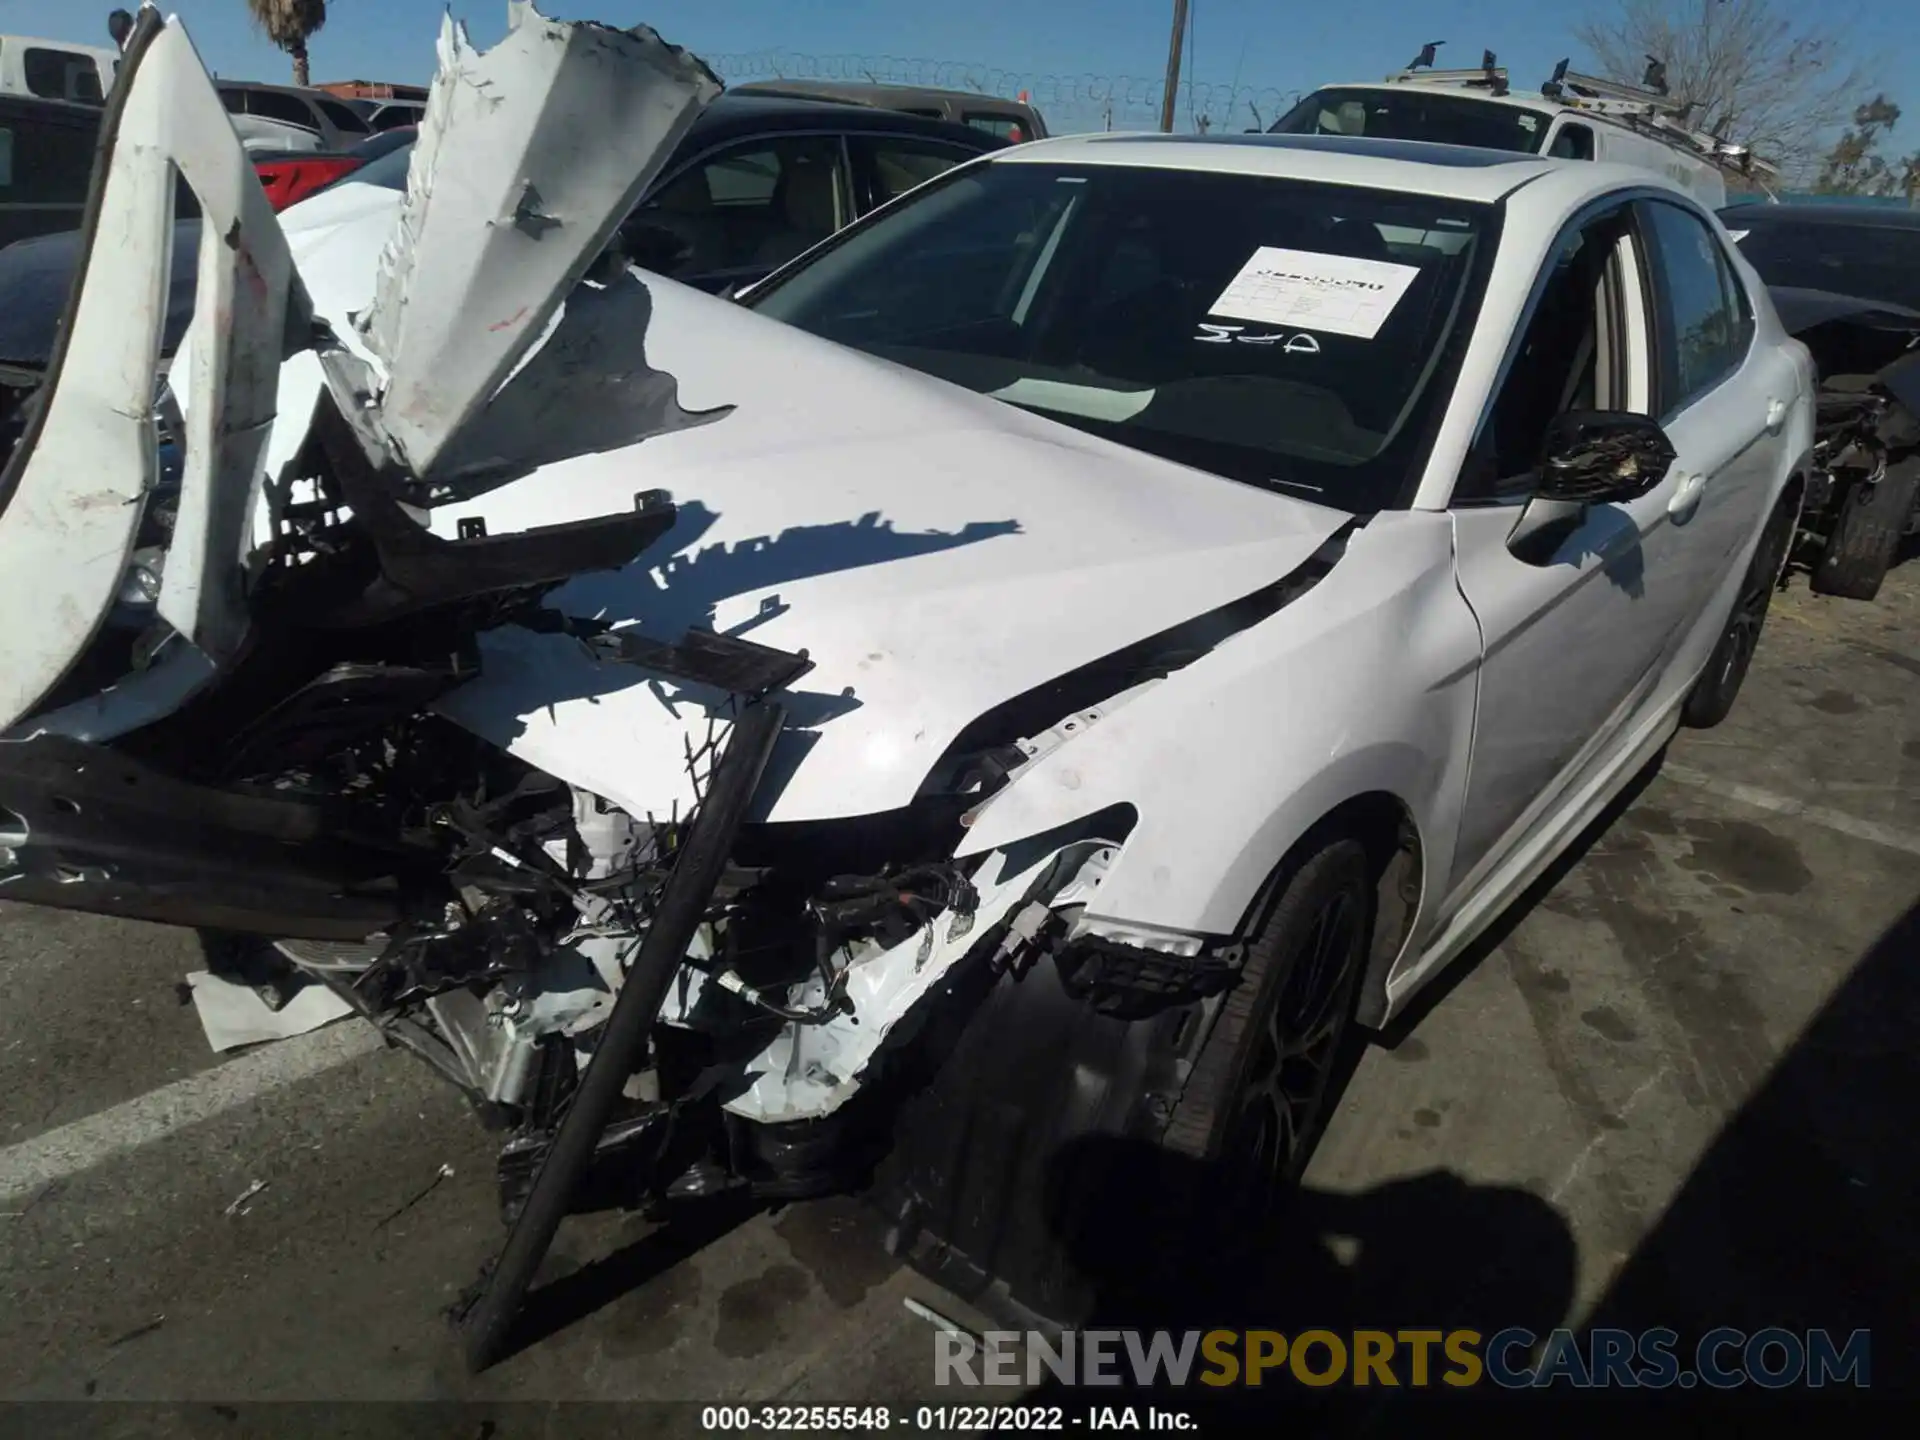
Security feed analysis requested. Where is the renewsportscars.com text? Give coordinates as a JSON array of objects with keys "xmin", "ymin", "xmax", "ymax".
[{"xmin": 935, "ymin": 1326, "xmax": 1871, "ymax": 1390}]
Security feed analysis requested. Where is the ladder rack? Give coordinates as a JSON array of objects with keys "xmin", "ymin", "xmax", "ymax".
[
  {"xmin": 1374, "ymin": 51, "xmax": 1782, "ymax": 184},
  {"xmin": 1384, "ymin": 66, "xmax": 1509, "ymax": 87}
]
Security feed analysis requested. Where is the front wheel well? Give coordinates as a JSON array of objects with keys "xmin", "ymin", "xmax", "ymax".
[{"xmin": 1237, "ymin": 792, "xmax": 1422, "ymax": 1031}]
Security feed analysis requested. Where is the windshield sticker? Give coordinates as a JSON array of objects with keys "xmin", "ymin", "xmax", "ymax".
[
  {"xmin": 1194, "ymin": 323, "xmax": 1321, "ymax": 352},
  {"xmin": 1207, "ymin": 246, "xmax": 1420, "ymax": 340},
  {"xmin": 988, "ymin": 376, "xmax": 1155, "ymax": 422},
  {"xmin": 1726, "ymin": 229, "xmax": 1749, "ymax": 243}
]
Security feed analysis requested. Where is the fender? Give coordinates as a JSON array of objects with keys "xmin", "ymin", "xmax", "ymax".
[{"xmin": 960, "ymin": 512, "xmax": 1482, "ymax": 944}]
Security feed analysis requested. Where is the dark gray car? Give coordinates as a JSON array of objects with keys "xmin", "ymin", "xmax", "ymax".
[{"xmin": 1722, "ymin": 202, "xmax": 1920, "ymax": 599}]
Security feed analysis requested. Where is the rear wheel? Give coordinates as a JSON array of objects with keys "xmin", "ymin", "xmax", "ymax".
[
  {"xmin": 1162, "ymin": 836, "xmax": 1373, "ymax": 1226},
  {"xmin": 1811, "ymin": 459, "xmax": 1919, "ymax": 601},
  {"xmin": 1682, "ymin": 489, "xmax": 1796, "ymax": 730}
]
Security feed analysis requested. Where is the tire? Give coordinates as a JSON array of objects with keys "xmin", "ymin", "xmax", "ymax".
[
  {"xmin": 1811, "ymin": 459, "xmax": 1919, "ymax": 601},
  {"xmin": 1682, "ymin": 489, "xmax": 1796, "ymax": 730},
  {"xmin": 1161, "ymin": 836, "xmax": 1373, "ymax": 1225}
]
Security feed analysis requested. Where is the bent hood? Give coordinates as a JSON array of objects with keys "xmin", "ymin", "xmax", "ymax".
[
  {"xmin": 429, "ymin": 276, "xmax": 1351, "ymax": 824},
  {"xmin": 1768, "ymin": 284, "xmax": 1920, "ymax": 340}
]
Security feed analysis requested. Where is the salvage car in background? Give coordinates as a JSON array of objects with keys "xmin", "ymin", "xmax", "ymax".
[
  {"xmin": 216, "ymin": 78, "xmax": 373, "ymax": 154},
  {"xmin": 1721, "ymin": 200, "xmax": 1920, "ymax": 600},
  {"xmin": 322, "ymin": 90, "xmax": 1007, "ymax": 292},
  {"xmin": 251, "ymin": 125, "xmax": 416, "ymax": 212},
  {"xmin": 0, "ymin": 7, "xmax": 1811, "ymax": 1368}
]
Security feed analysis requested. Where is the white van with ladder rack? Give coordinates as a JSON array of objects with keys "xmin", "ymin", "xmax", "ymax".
[{"xmin": 1268, "ymin": 51, "xmax": 1780, "ymax": 210}]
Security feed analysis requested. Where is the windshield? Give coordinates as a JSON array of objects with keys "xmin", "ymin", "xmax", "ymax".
[
  {"xmin": 1731, "ymin": 218, "xmax": 1920, "ymax": 313},
  {"xmin": 1270, "ymin": 87, "xmax": 1549, "ymax": 155},
  {"xmin": 745, "ymin": 160, "xmax": 1494, "ymax": 509}
]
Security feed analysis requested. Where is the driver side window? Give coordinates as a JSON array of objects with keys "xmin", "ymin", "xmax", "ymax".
[{"xmin": 1458, "ymin": 208, "xmax": 1641, "ymax": 502}]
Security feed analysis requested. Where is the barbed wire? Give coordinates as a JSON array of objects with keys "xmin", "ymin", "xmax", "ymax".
[{"xmin": 705, "ymin": 50, "xmax": 1304, "ymax": 134}]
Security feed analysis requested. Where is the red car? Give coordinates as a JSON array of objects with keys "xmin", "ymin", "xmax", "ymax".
[{"xmin": 252, "ymin": 126, "xmax": 415, "ymax": 212}]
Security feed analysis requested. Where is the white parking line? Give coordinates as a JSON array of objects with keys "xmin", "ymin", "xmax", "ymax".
[
  {"xmin": 0, "ymin": 1021, "xmax": 383, "ymax": 1206},
  {"xmin": 1661, "ymin": 763, "xmax": 1920, "ymax": 859}
]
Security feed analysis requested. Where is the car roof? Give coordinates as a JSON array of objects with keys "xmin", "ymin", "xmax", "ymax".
[
  {"xmin": 989, "ymin": 132, "xmax": 1561, "ymax": 201},
  {"xmin": 688, "ymin": 92, "xmax": 1007, "ymax": 149},
  {"xmin": 731, "ymin": 79, "xmax": 1039, "ymax": 113},
  {"xmin": 1719, "ymin": 201, "xmax": 1920, "ymax": 231},
  {"xmin": 1305, "ymin": 81, "xmax": 1563, "ymax": 116},
  {"xmin": 215, "ymin": 80, "xmax": 321, "ymax": 96}
]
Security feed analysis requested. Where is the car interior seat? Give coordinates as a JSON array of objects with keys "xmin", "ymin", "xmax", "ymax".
[{"xmin": 754, "ymin": 152, "xmax": 841, "ymax": 269}]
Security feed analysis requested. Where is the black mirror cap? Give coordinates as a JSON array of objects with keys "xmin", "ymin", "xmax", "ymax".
[{"xmin": 1537, "ymin": 410, "xmax": 1677, "ymax": 505}]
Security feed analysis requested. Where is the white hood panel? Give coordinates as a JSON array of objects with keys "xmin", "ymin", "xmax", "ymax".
[{"xmin": 430, "ymin": 278, "xmax": 1351, "ymax": 823}]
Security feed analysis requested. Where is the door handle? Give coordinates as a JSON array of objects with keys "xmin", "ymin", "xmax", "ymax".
[
  {"xmin": 1765, "ymin": 396, "xmax": 1787, "ymax": 433},
  {"xmin": 1668, "ymin": 469, "xmax": 1709, "ymax": 517}
]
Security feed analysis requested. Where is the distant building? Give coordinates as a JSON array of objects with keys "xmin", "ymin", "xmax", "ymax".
[{"xmin": 315, "ymin": 80, "xmax": 428, "ymax": 102}]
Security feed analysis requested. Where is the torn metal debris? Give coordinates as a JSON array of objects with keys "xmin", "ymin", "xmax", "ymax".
[{"xmin": 358, "ymin": 2, "xmax": 723, "ymax": 482}]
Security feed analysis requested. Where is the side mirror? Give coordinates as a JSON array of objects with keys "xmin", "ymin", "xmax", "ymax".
[{"xmin": 1537, "ymin": 410, "xmax": 1677, "ymax": 505}]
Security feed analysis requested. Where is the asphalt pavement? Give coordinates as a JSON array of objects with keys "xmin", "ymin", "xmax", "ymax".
[{"xmin": 2, "ymin": 556, "xmax": 1915, "ymax": 1432}]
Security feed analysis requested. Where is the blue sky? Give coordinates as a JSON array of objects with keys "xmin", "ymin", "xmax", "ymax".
[{"xmin": 6, "ymin": 0, "xmax": 1916, "ymax": 136}]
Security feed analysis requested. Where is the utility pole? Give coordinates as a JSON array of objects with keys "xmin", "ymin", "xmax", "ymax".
[{"xmin": 1159, "ymin": 0, "xmax": 1189, "ymax": 133}]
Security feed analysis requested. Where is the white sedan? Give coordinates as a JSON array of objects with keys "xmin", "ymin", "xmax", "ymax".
[{"xmin": 0, "ymin": 10, "xmax": 1812, "ymax": 1342}]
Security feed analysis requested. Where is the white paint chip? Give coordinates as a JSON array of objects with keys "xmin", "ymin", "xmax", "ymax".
[
  {"xmin": 1207, "ymin": 246, "xmax": 1420, "ymax": 339},
  {"xmin": 186, "ymin": 970, "xmax": 356, "ymax": 1052}
]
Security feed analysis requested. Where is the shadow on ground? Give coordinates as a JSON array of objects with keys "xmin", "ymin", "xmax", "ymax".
[
  {"xmin": 1547, "ymin": 892, "xmax": 1920, "ymax": 1423},
  {"xmin": 1023, "ymin": 1144, "xmax": 1576, "ymax": 1432},
  {"xmin": 1018, "ymin": 892, "xmax": 1919, "ymax": 1432}
]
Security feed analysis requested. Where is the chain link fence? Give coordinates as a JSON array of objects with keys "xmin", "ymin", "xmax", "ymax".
[{"xmin": 704, "ymin": 50, "xmax": 1303, "ymax": 134}]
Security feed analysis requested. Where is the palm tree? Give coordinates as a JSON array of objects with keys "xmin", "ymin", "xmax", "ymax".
[{"xmin": 246, "ymin": 0, "xmax": 328, "ymax": 88}]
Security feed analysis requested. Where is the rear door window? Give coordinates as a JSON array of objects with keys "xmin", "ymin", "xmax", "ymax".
[
  {"xmin": 852, "ymin": 135, "xmax": 980, "ymax": 210},
  {"xmin": 22, "ymin": 48, "xmax": 103, "ymax": 104},
  {"xmin": 1638, "ymin": 199, "xmax": 1747, "ymax": 415},
  {"xmin": 314, "ymin": 98, "xmax": 370, "ymax": 135},
  {"xmin": 964, "ymin": 114, "xmax": 1027, "ymax": 143},
  {"xmin": 246, "ymin": 90, "xmax": 319, "ymax": 131},
  {"xmin": 1547, "ymin": 123, "xmax": 1594, "ymax": 160},
  {"xmin": 626, "ymin": 136, "xmax": 852, "ymax": 281}
]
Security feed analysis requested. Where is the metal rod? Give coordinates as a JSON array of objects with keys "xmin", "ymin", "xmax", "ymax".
[
  {"xmin": 459, "ymin": 700, "xmax": 786, "ymax": 1372},
  {"xmin": 1159, "ymin": 0, "xmax": 1190, "ymax": 133}
]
